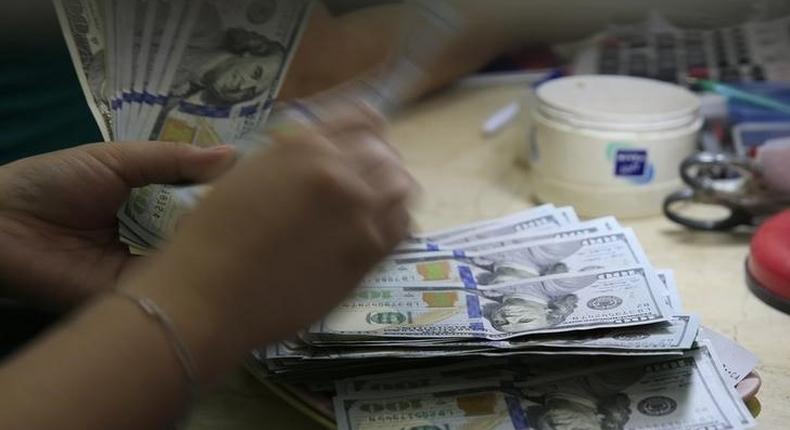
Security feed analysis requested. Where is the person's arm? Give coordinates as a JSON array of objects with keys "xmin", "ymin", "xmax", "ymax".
[
  {"xmin": 0, "ymin": 107, "xmax": 415, "ymax": 429},
  {"xmin": 281, "ymin": 0, "xmax": 765, "ymax": 100},
  {"xmin": 280, "ymin": 0, "xmax": 620, "ymax": 100},
  {"xmin": 280, "ymin": 0, "xmax": 504, "ymax": 100},
  {"xmin": 0, "ymin": 290, "xmax": 225, "ymax": 429}
]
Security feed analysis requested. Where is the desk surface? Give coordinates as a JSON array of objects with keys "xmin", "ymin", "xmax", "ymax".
[{"xmin": 185, "ymin": 84, "xmax": 790, "ymax": 430}]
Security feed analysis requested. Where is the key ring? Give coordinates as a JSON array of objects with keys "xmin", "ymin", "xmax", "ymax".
[
  {"xmin": 679, "ymin": 152, "xmax": 762, "ymax": 199},
  {"xmin": 664, "ymin": 151, "xmax": 789, "ymax": 230}
]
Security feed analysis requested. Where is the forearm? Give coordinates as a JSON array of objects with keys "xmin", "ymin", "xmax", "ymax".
[
  {"xmin": 0, "ymin": 296, "xmax": 181, "ymax": 429},
  {"xmin": 280, "ymin": 2, "xmax": 407, "ymax": 99},
  {"xmin": 279, "ymin": 1, "xmax": 558, "ymax": 100},
  {"xmin": 282, "ymin": 0, "xmax": 752, "ymax": 102},
  {"xmin": 0, "ymin": 276, "xmax": 244, "ymax": 430}
]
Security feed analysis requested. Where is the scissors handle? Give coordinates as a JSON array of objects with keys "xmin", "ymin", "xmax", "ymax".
[{"xmin": 663, "ymin": 188, "xmax": 754, "ymax": 231}]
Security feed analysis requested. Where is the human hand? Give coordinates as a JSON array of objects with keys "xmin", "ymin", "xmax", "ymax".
[
  {"xmin": 757, "ymin": 137, "xmax": 790, "ymax": 194},
  {"xmin": 0, "ymin": 142, "xmax": 235, "ymax": 308},
  {"xmin": 122, "ymin": 111, "xmax": 417, "ymax": 380}
]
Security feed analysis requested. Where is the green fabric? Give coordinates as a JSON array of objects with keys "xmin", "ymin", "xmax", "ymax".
[{"xmin": 0, "ymin": 43, "xmax": 102, "ymax": 164}]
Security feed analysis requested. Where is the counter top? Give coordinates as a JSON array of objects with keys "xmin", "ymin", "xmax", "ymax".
[{"xmin": 185, "ymin": 83, "xmax": 790, "ymax": 430}]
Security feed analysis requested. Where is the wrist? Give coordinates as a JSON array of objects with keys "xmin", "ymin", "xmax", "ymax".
[{"xmin": 116, "ymin": 262, "xmax": 249, "ymax": 385}]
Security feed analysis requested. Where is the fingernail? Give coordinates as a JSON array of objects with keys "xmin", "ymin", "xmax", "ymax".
[{"xmin": 209, "ymin": 144, "xmax": 235, "ymax": 153}]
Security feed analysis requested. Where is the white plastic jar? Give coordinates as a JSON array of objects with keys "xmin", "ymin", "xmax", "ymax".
[{"xmin": 528, "ymin": 75, "xmax": 702, "ymax": 218}]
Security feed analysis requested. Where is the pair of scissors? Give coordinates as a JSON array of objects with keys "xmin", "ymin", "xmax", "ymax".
[{"xmin": 663, "ymin": 151, "xmax": 790, "ymax": 230}]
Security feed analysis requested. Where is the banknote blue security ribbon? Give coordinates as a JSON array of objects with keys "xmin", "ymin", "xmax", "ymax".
[
  {"xmin": 457, "ymin": 264, "xmax": 476, "ymax": 289},
  {"xmin": 141, "ymin": 91, "xmax": 166, "ymax": 106},
  {"xmin": 459, "ymin": 265, "xmax": 484, "ymax": 330},
  {"xmin": 178, "ymin": 101, "xmax": 263, "ymax": 118},
  {"xmin": 505, "ymin": 396, "xmax": 530, "ymax": 430}
]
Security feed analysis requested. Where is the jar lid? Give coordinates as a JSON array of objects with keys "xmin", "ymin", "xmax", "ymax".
[
  {"xmin": 536, "ymin": 75, "xmax": 700, "ymax": 130},
  {"xmin": 537, "ymin": 103, "xmax": 702, "ymax": 133}
]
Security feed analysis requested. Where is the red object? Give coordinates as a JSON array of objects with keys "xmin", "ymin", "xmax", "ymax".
[
  {"xmin": 687, "ymin": 67, "xmax": 710, "ymax": 80},
  {"xmin": 746, "ymin": 210, "xmax": 790, "ymax": 313}
]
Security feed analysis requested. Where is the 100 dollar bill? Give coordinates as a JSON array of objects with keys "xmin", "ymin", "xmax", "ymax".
[
  {"xmin": 396, "ymin": 205, "xmax": 563, "ymax": 253},
  {"xmin": 365, "ymin": 229, "xmax": 650, "ymax": 287},
  {"xmin": 334, "ymin": 345, "xmax": 754, "ymax": 430},
  {"xmin": 311, "ymin": 266, "xmax": 671, "ymax": 341},
  {"xmin": 398, "ymin": 216, "xmax": 619, "ymax": 254},
  {"xmin": 438, "ymin": 206, "xmax": 578, "ymax": 246},
  {"xmin": 274, "ymin": 315, "xmax": 698, "ymax": 363},
  {"xmin": 55, "ymin": 0, "xmax": 113, "ymax": 139}
]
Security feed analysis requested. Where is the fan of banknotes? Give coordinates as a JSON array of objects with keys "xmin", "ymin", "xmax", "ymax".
[
  {"xmin": 248, "ymin": 204, "xmax": 760, "ymax": 429},
  {"xmin": 54, "ymin": 0, "xmax": 312, "ymax": 252}
]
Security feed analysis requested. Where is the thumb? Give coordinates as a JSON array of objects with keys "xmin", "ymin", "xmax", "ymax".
[{"xmin": 85, "ymin": 141, "xmax": 237, "ymax": 187}]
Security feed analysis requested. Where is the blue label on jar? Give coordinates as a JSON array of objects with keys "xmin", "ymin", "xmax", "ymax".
[{"xmin": 614, "ymin": 149, "xmax": 647, "ymax": 177}]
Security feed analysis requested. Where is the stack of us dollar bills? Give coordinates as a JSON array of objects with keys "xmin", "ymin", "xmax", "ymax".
[
  {"xmin": 54, "ymin": 0, "xmax": 311, "ymax": 253},
  {"xmin": 248, "ymin": 204, "xmax": 759, "ymax": 429}
]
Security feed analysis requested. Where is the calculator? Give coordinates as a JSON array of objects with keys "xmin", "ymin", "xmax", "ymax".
[{"xmin": 571, "ymin": 13, "xmax": 790, "ymax": 84}]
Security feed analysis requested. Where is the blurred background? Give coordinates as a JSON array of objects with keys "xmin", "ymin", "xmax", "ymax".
[{"xmin": 2, "ymin": 0, "xmax": 790, "ymax": 163}]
